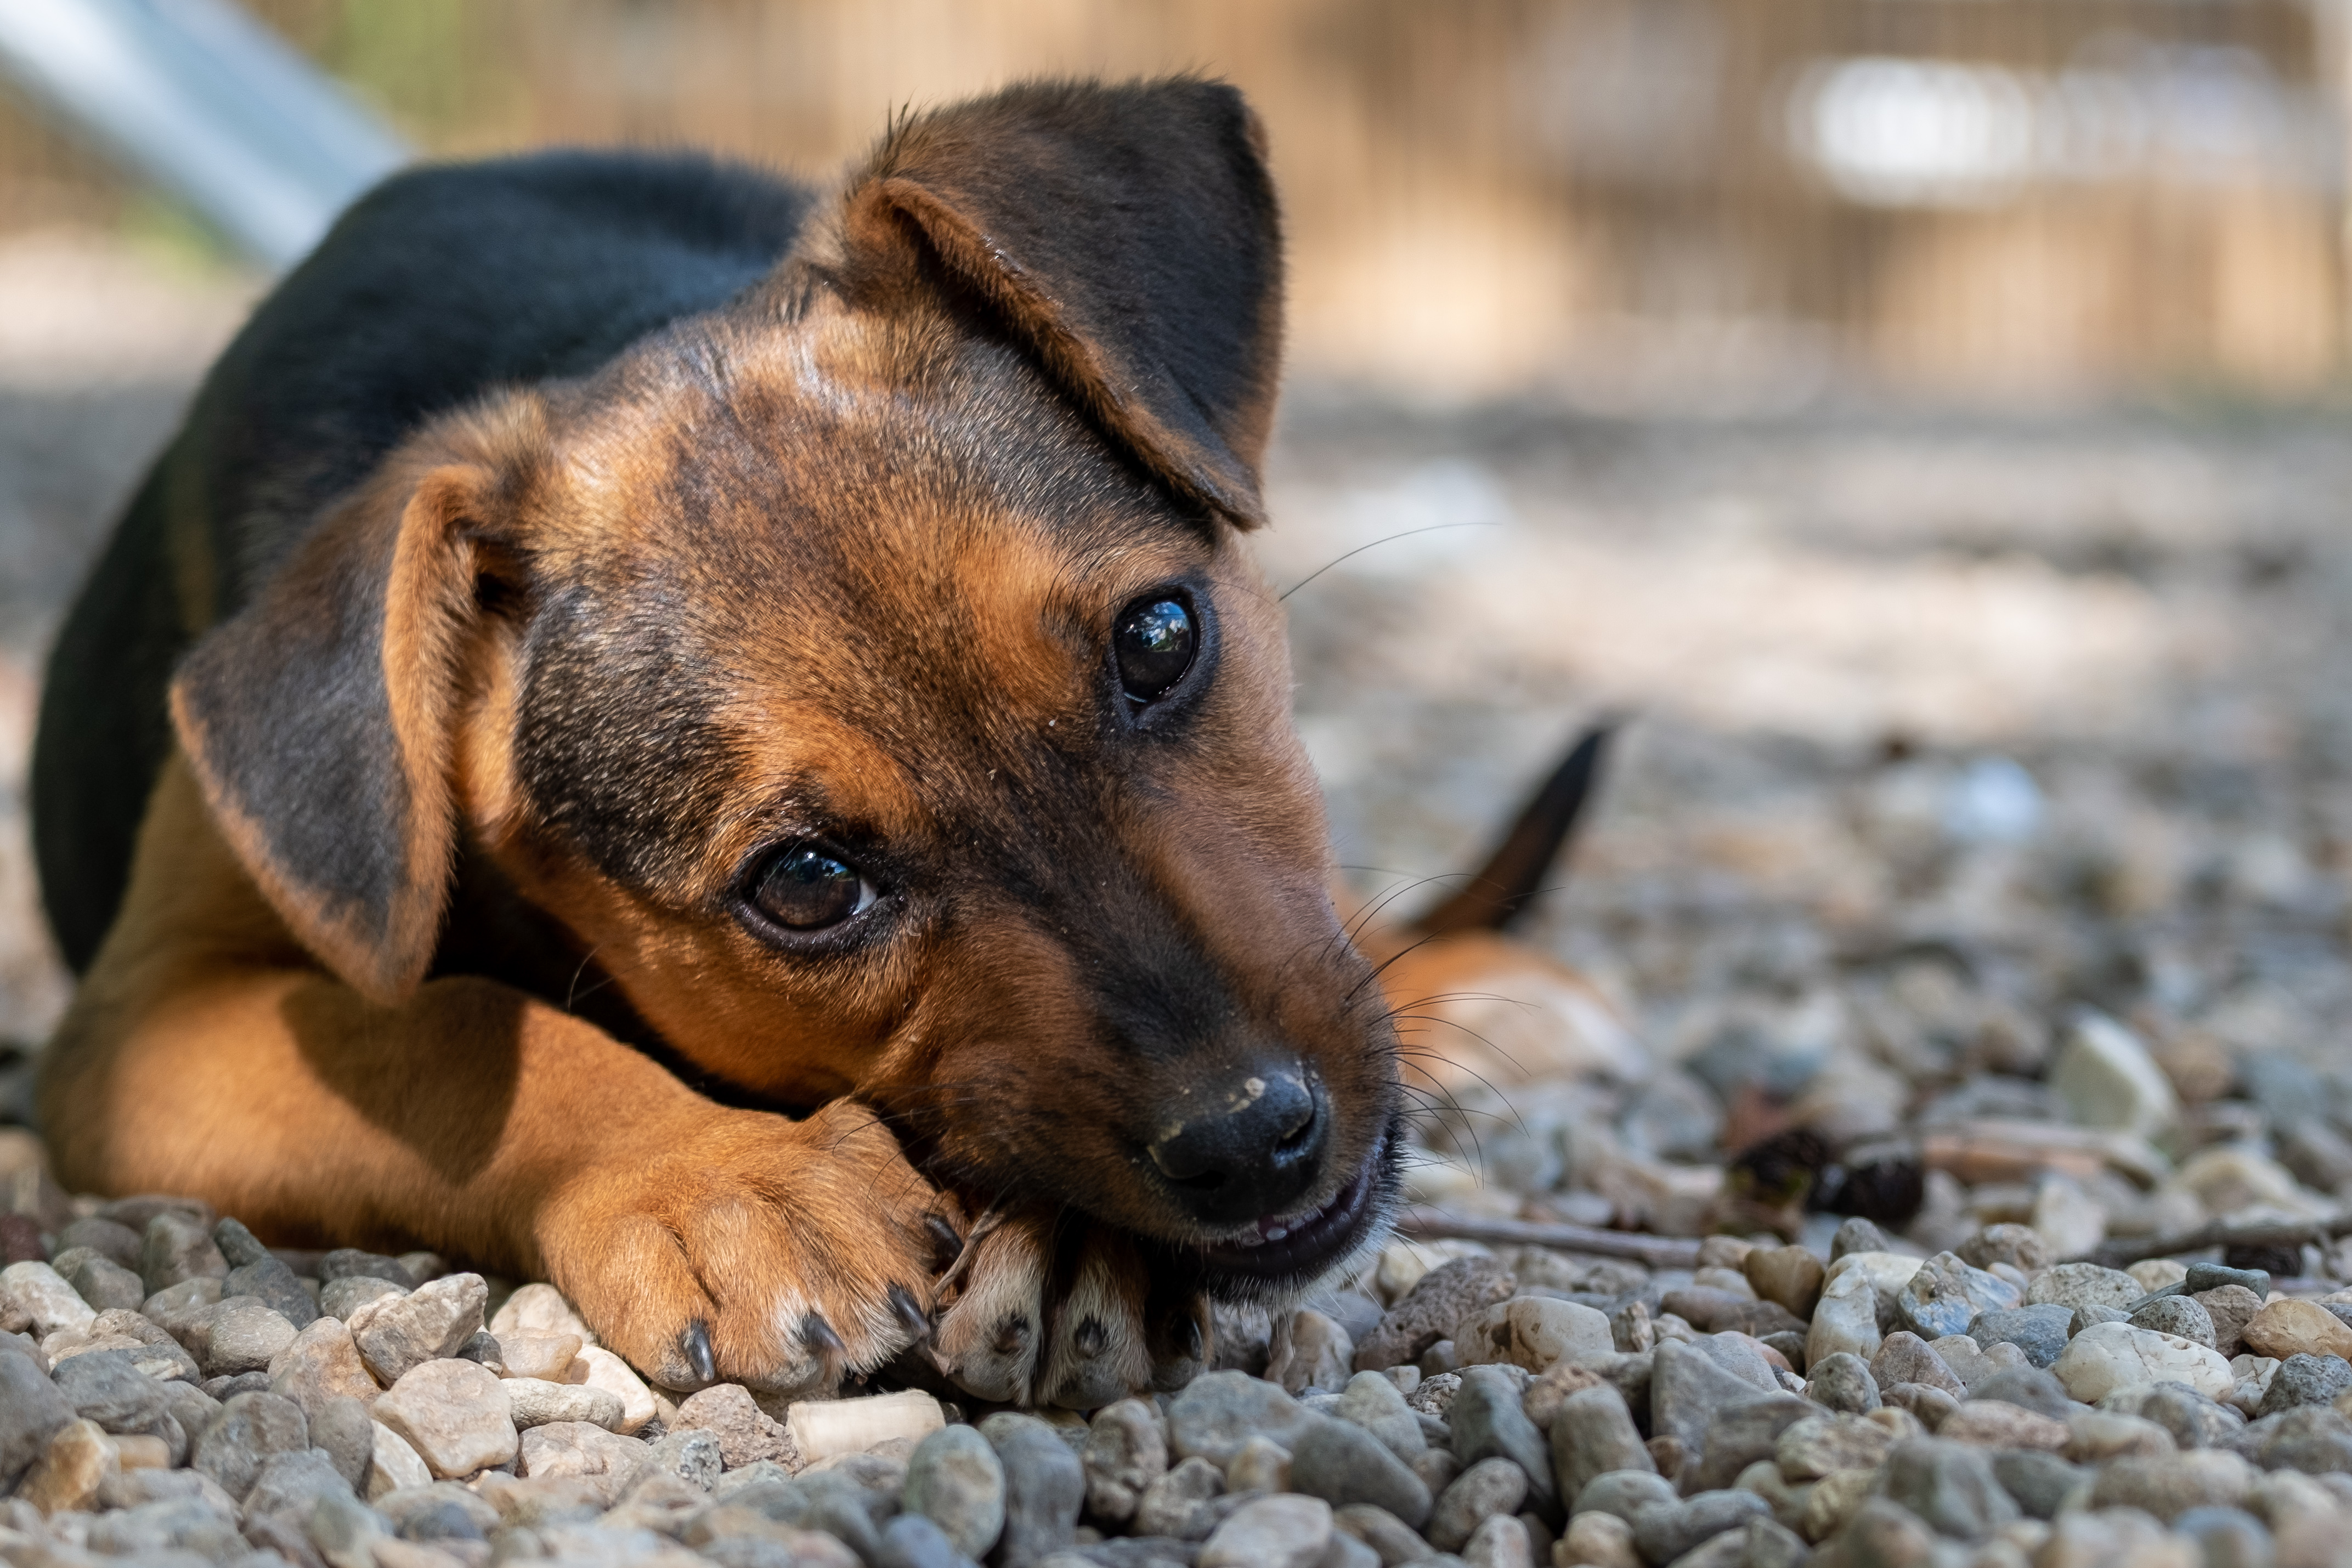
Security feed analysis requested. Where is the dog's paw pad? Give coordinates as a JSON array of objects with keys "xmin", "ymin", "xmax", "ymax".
[{"xmin": 934, "ymin": 1218, "xmax": 1178, "ymax": 1408}]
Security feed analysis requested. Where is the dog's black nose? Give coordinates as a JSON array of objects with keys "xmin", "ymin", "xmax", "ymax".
[{"xmin": 1147, "ymin": 1067, "xmax": 1325, "ymax": 1224}]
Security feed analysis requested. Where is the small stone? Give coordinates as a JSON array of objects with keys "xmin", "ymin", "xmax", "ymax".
[
  {"xmin": 1081, "ymin": 1397, "xmax": 1166, "ymax": 1526},
  {"xmin": 2173, "ymin": 1505, "xmax": 2276, "ymax": 1568},
  {"xmin": 1934, "ymin": 1400, "xmax": 2071, "ymax": 1451},
  {"xmin": 320, "ymin": 1276, "xmax": 405, "ymax": 1322},
  {"xmin": 2185, "ymin": 1262, "xmax": 2273, "ymax": 1298},
  {"xmin": 269, "ymin": 1317, "xmax": 379, "ymax": 1423},
  {"xmin": 2027, "ymin": 1263, "xmax": 2144, "ymax": 1313},
  {"xmin": 2089, "ymin": 1450, "xmax": 2256, "ymax": 1521},
  {"xmin": 1968, "ymin": 1366, "xmax": 2073, "ymax": 1420},
  {"xmin": 1684, "ymin": 1393, "xmax": 1814, "ymax": 1494},
  {"xmin": 1558, "ymin": 1509, "xmax": 1641, "ymax": 1568},
  {"xmin": 1806, "ymin": 1265, "xmax": 1881, "ymax": 1368},
  {"xmin": 15, "ymin": 1417, "xmax": 117, "ymax": 1514},
  {"xmin": 311, "ymin": 1394, "xmax": 375, "ymax": 1491},
  {"xmin": 1989, "ymin": 1448, "xmax": 2087, "ymax": 1519},
  {"xmin": 1870, "ymin": 1333, "xmax": 1966, "ymax": 1397},
  {"xmin": 1355, "ymin": 1258, "xmax": 1514, "ymax": 1373},
  {"xmin": 874, "ymin": 1514, "xmax": 971, "ymax": 1568},
  {"xmin": 242, "ymin": 1447, "xmax": 353, "ymax": 1523},
  {"xmin": 203, "ymin": 1298, "xmax": 298, "ymax": 1377},
  {"xmin": 52, "ymin": 1348, "xmax": 169, "ymax": 1432},
  {"xmin": 1742, "ymin": 1246, "xmax": 1826, "ymax": 1320},
  {"xmin": 1335, "ymin": 1501, "xmax": 1434, "ymax": 1565},
  {"xmin": 139, "ymin": 1213, "xmax": 228, "ymax": 1296},
  {"xmin": 1830, "ymin": 1219, "xmax": 1889, "ymax": 1261},
  {"xmin": 1291, "ymin": 1412, "xmax": 1431, "ymax": 1527},
  {"xmin": 506, "ymin": 1377, "xmax": 625, "ymax": 1430},
  {"xmin": 365, "ymin": 1420, "xmax": 432, "ymax": 1497},
  {"xmin": 1879, "ymin": 1437, "xmax": 2017, "ymax": 1538},
  {"xmin": 1968, "ymin": 1305, "xmax": 2074, "ymax": 1369},
  {"xmin": 904, "ymin": 1423, "xmax": 1006, "ymax": 1559},
  {"xmin": 1960, "ymin": 1225, "xmax": 2050, "ymax": 1274},
  {"xmin": 1223, "ymin": 1432, "xmax": 1289, "ymax": 1492},
  {"xmin": 2257, "ymin": 1354, "xmax": 2352, "ymax": 1417},
  {"xmin": 574, "ymin": 1345, "xmax": 658, "ymax": 1435},
  {"xmin": 496, "ymin": 1331, "xmax": 581, "ymax": 1382},
  {"xmin": 2130, "ymin": 1259, "xmax": 2191, "ymax": 1293},
  {"xmin": 673, "ymin": 1383, "xmax": 794, "ymax": 1467},
  {"xmin": 1895, "ymin": 1252, "xmax": 2020, "ymax": 1341},
  {"xmin": 1499, "ymin": 1296, "xmax": 1612, "ymax": 1372},
  {"xmin": 56, "ymin": 1216, "xmax": 143, "ymax": 1270},
  {"xmin": 2127, "ymin": 1383, "xmax": 2240, "ymax": 1449},
  {"xmin": 215, "ymin": 1220, "xmax": 319, "ymax": 1328},
  {"xmin": 374, "ymin": 1358, "xmax": 518, "ymax": 1478},
  {"xmin": 514, "ymin": 1419, "xmax": 648, "ymax": 1502},
  {"xmin": 2051, "ymin": 1010, "xmax": 2178, "ymax": 1139},
  {"xmin": 2053, "ymin": 1321, "xmax": 2236, "ymax": 1402},
  {"xmin": 1335, "ymin": 1367, "xmax": 1428, "ymax": 1461},
  {"xmin": 308, "ymin": 1492, "xmax": 386, "ymax": 1568},
  {"xmin": 4, "ymin": 1261, "xmax": 97, "ymax": 1338},
  {"xmin": 2127, "ymin": 1295, "xmax": 2218, "ymax": 1351},
  {"xmin": 1628, "ymin": 1490, "xmax": 1769, "ymax": 1564},
  {"xmin": 2063, "ymin": 1408, "xmax": 2174, "ymax": 1463},
  {"xmin": 2195, "ymin": 1286, "xmax": 2265, "ymax": 1361},
  {"xmin": 348, "ymin": 1274, "xmax": 488, "ymax": 1385},
  {"xmin": 1133, "ymin": 1453, "xmax": 1223, "ymax": 1537},
  {"xmin": 1460, "ymin": 1512, "xmax": 1533, "ymax": 1568},
  {"xmin": 1571, "ymin": 1468, "xmax": 1677, "ymax": 1520},
  {"xmin": 1611, "ymin": 1300, "xmax": 1653, "ymax": 1355},
  {"xmin": 1267, "ymin": 1308, "xmax": 1355, "ymax": 1395},
  {"xmin": 634, "ymin": 1427, "xmax": 721, "ymax": 1494},
  {"xmin": 1427, "ymin": 1456, "xmax": 1527, "ymax": 1554},
  {"xmin": 191, "ymin": 1389, "xmax": 309, "ymax": 1499},
  {"xmin": 1198, "ymin": 1493, "xmax": 1333, "ymax": 1568},
  {"xmin": 1774, "ymin": 1413, "xmax": 1897, "ymax": 1479},
  {"xmin": 980, "ymin": 1411, "xmax": 1083, "ymax": 1566},
  {"xmin": 1650, "ymin": 1339, "xmax": 1774, "ymax": 1456},
  {"xmin": 2245, "ymin": 1300, "xmax": 2352, "ymax": 1363},
  {"xmin": 1805, "ymin": 1352, "xmax": 1881, "ymax": 1414},
  {"xmin": 1168, "ymin": 1369, "xmax": 1319, "ymax": 1464},
  {"xmin": 1450, "ymin": 1365, "xmax": 1555, "ymax": 1513},
  {"xmin": 1548, "ymin": 1383, "xmax": 1652, "ymax": 1503},
  {"xmin": 319, "ymin": 1249, "xmax": 417, "ymax": 1289},
  {"xmin": 63, "ymin": 1253, "xmax": 147, "ymax": 1314}
]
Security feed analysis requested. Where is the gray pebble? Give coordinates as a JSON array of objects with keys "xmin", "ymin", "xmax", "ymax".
[
  {"xmin": 56, "ymin": 1216, "xmax": 145, "ymax": 1271},
  {"xmin": 1881, "ymin": 1437, "xmax": 2019, "ymax": 1538},
  {"xmin": 1167, "ymin": 1369, "xmax": 1318, "ymax": 1464},
  {"xmin": 876, "ymin": 1512, "xmax": 981, "ymax": 1568},
  {"xmin": 2173, "ymin": 1505, "xmax": 2276, "ymax": 1568},
  {"xmin": 202, "ymin": 1369, "xmax": 271, "ymax": 1401},
  {"xmin": 319, "ymin": 1275, "xmax": 404, "ymax": 1322},
  {"xmin": 1425, "ymin": 1457, "xmax": 1526, "ymax": 1554},
  {"xmin": 1967, "ymin": 1305, "xmax": 2073, "ymax": 1368},
  {"xmin": 53, "ymin": 1348, "xmax": 169, "ymax": 1432},
  {"xmin": 202, "ymin": 1297, "xmax": 297, "ymax": 1377},
  {"xmin": 980, "ymin": 1411, "xmax": 1084, "ymax": 1567},
  {"xmin": 1829, "ymin": 1219, "xmax": 1889, "ymax": 1261},
  {"xmin": 140, "ymin": 1211, "xmax": 228, "ymax": 1297},
  {"xmin": 1570, "ymin": 1469, "xmax": 1677, "ymax": 1520},
  {"xmin": 1548, "ymin": 1384, "xmax": 1652, "ymax": 1505},
  {"xmin": 1133, "ymin": 1454, "xmax": 1223, "ymax": 1538},
  {"xmin": 1334, "ymin": 1502, "xmax": 1432, "ymax": 1565},
  {"xmin": 2027, "ymin": 1263, "xmax": 2142, "ymax": 1313},
  {"xmin": 2129, "ymin": 1295, "xmax": 2217, "ymax": 1349},
  {"xmin": 904, "ymin": 1424, "xmax": 1007, "ymax": 1560},
  {"xmin": 309, "ymin": 1394, "xmax": 375, "ymax": 1491},
  {"xmin": 1080, "ymin": 1398, "xmax": 1166, "ymax": 1526},
  {"xmin": 2257, "ymin": 1354, "xmax": 2352, "ymax": 1418},
  {"xmin": 65, "ymin": 1252, "xmax": 149, "ymax": 1313},
  {"xmin": 1683, "ymin": 1394, "xmax": 1815, "ymax": 1495},
  {"xmin": 1966, "ymin": 1366, "xmax": 2074, "ymax": 1420},
  {"xmin": 1290, "ymin": 1413, "xmax": 1432, "ymax": 1529},
  {"xmin": 2071, "ymin": 1304, "xmax": 2131, "ymax": 1337},
  {"xmin": 1989, "ymin": 1449, "xmax": 2088, "ymax": 1519},
  {"xmin": 1356, "ymin": 1258, "xmax": 1515, "ymax": 1373},
  {"xmin": 1804, "ymin": 1351, "xmax": 1881, "ymax": 1414},
  {"xmin": 0, "ymin": 1340, "xmax": 74, "ymax": 1490},
  {"xmin": 1895, "ymin": 1253, "xmax": 2019, "ymax": 1341},
  {"xmin": 2136, "ymin": 1383, "xmax": 2243, "ymax": 1449},
  {"xmin": 1448, "ymin": 1366, "xmax": 1554, "ymax": 1515},
  {"xmin": 1332, "ymin": 1369, "xmax": 1425, "ymax": 1463},
  {"xmin": 191, "ymin": 1390, "xmax": 309, "ymax": 1501},
  {"xmin": 240, "ymin": 1446, "xmax": 353, "ymax": 1524},
  {"xmin": 1627, "ymin": 1489, "xmax": 1770, "ymax": 1565},
  {"xmin": 319, "ymin": 1248, "xmax": 417, "ymax": 1290},
  {"xmin": 1650, "ymin": 1340, "xmax": 1772, "ymax": 1455}
]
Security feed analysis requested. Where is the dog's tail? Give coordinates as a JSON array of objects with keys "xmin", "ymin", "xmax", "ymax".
[{"xmin": 1412, "ymin": 720, "xmax": 1618, "ymax": 937}]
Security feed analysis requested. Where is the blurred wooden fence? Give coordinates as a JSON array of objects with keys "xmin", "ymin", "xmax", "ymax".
[{"xmin": 0, "ymin": 0, "xmax": 2342, "ymax": 400}]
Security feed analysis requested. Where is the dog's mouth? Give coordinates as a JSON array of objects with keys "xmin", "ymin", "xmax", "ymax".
[{"xmin": 1189, "ymin": 1129, "xmax": 1392, "ymax": 1289}]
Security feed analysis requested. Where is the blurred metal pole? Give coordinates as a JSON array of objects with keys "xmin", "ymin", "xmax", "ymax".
[{"xmin": 0, "ymin": 0, "xmax": 409, "ymax": 269}]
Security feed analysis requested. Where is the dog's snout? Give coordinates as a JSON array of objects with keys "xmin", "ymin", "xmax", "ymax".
[{"xmin": 1146, "ymin": 1067, "xmax": 1325, "ymax": 1223}]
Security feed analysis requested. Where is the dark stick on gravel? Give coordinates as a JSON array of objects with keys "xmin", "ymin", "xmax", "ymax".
[
  {"xmin": 1392, "ymin": 1205, "xmax": 1705, "ymax": 1267},
  {"xmin": 2074, "ymin": 1209, "xmax": 2352, "ymax": 1269}
]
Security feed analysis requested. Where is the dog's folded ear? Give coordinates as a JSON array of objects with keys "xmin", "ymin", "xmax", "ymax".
[
  {"xmin": 832, "ymin": 77, "xmax": 1284, "ymax": 527},
  {"xmin": 167, "ymin": 409, "xmax": 533, "ymax": 1006}
]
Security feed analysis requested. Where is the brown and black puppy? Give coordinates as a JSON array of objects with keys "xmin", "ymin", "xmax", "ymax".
[{"xmin": 33, "ymin": 78, "xmax": 1409, "ymax": 1407}]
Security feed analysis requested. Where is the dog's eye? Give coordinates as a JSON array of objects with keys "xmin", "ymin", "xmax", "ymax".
[
  {"xmin": 750, "ymin": 846, "xmax": 871, "ymax": 930},
  {"xmin": 1114, "ymin": 596, "xmax": 1195, "ymax": 703}
]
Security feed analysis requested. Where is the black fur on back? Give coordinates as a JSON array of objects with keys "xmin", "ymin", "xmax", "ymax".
[{"xmin": 34, "ymin": 149, "xmax": 817, "ymax": 971}]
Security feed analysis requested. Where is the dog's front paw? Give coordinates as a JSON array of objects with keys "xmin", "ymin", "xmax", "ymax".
[
  {"xmin": 537, "ymin": 1100, "xmax": 958, "ymax": 1396},
  {"xmin": 930, "ymin": 1214, "xmax": 1208, "ymax": 1409}
]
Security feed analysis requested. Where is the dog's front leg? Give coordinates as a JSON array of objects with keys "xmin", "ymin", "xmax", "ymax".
[{"xmin": 39, "ymin": 769, "xmax": 953, "ymax": 1397}]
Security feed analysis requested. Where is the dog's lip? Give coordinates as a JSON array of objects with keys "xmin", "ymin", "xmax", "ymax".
[{"xmin": 1190, "ymin": 1131, "xmax": 1388, "ymax": 1283}]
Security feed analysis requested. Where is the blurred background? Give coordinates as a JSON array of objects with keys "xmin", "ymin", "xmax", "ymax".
[{"xmin": 3, "ymin": 2, "xmax": 2351, "ymax": 1219}]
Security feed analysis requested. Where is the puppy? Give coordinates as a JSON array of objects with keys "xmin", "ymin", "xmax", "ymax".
[{"xmin": 31, "ymin": 77, "xmax": 1609, "ymax": 1407}]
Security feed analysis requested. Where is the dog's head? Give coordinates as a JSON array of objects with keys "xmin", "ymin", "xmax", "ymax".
[{"xmin": 171, "ymin": 79, "xmax": 1399, "ymax": 1297}]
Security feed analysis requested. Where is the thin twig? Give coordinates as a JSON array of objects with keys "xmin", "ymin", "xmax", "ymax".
[
  {"xmin": 1393, "ymin": 1205, "xmax": 1705, "ymax": 1269},
  {"xmin": 2074, "ymin": 1210, "xmax": 2352, "ymax": 1270}
]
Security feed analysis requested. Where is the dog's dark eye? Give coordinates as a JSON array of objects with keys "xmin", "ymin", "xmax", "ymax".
[
  {"xmin": 750, "ymin": 846, "xmax": 870, "ymax": 930},
  {"xmin": 1114, "ymin": 596, "xmax": 1195, "ymax": 703}
]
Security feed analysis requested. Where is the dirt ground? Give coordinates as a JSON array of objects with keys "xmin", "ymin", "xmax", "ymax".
[{"xmin": 2, "ymin": 229, "xmax": 2348, "ymax": 1142}]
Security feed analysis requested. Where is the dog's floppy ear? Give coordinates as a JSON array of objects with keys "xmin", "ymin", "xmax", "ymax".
[
  {"xmin": 834, "ymin": 77, "xmax": 1284, "ymax": 527},
  {"xmin": 168, "ymin": 407, "xmax": 535, "ymax": 1005}
]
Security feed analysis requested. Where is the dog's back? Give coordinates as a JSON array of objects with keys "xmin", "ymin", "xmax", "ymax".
[{"xmin": 35, "ymin": 150, "xmax": 813, "ymax": 969}]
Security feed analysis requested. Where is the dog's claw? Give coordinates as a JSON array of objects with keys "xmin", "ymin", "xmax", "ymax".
[
  {"xmin": 681, "ymin": 1317, "xmax": 716, "ymax": 1385},
  {"xmin": 926, "ymin": 1215, "xmax": 964, "ymax": 1270},
  {"xmin": 890, "ymin": 1283, "xmax": 931, "ymax": 1345},
  {"xmin": 802, "ymin": 1311, "xmax": 844, "ymax": 1356}
]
